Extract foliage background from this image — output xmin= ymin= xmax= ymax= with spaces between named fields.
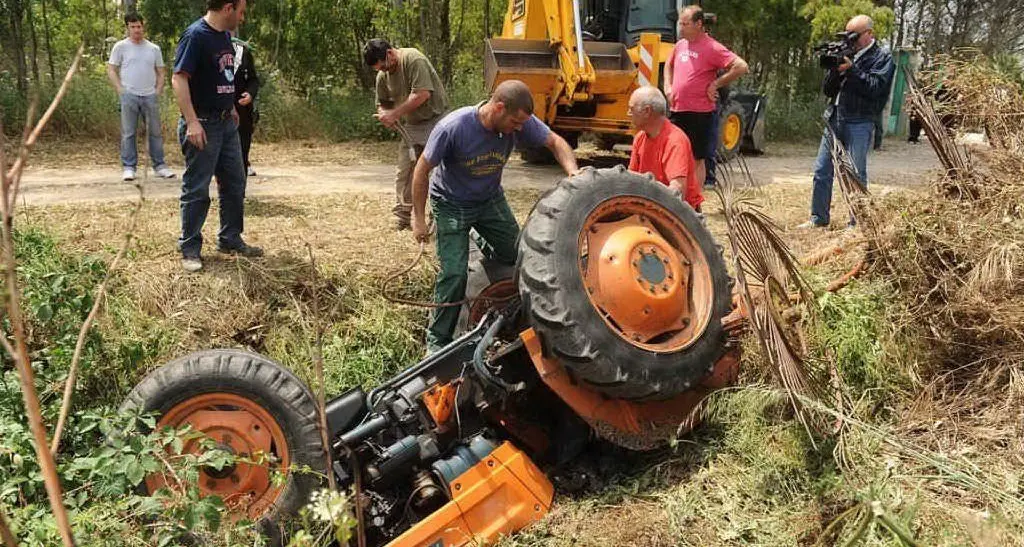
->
xmin=2 ymin=0 xmax=1020 ymax=142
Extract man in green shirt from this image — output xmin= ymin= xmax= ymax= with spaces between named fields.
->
xmin=364 ymin=39 xmax=449 ymax=230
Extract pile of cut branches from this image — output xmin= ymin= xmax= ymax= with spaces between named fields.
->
xmin=873 ymin=54 xmax=1024 ymax=449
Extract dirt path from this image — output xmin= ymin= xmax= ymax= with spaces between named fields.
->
xmin=17 ymin=139 xmax=938 ymax=207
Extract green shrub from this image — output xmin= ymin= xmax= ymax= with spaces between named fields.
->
xmin=766 ymin=90 xmax=825 ymax=142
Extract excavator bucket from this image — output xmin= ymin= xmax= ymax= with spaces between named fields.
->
xmin=484 ymin=38 xmax=561 ymax=115
xmin=484 ymin=38 xmax=636 ymax=133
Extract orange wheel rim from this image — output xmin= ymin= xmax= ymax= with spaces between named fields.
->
xmin=578 ymin=196 xmax=714 ymax=353
xmin=146 ymin=393 xmax=289 ymax=520
xmin=723 ymin=113 xmax=741 ymax=150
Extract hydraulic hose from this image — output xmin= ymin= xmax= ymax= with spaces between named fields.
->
xmin=472 ymin=314 xmax=525 ymax=393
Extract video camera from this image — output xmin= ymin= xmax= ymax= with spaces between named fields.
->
xmin=814 ymin=30 xmax=859 ymax=69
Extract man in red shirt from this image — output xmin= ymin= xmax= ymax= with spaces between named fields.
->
xmin=628 ymin=86 xmax=702 ymax=211
xmin=664 ymin=5 xmax=748 ymax=187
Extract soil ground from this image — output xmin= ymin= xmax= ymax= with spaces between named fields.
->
xmin=20 ymin=137 xmax=937 ymax=209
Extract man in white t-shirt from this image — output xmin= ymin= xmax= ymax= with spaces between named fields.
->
xmin=107 ymin=12 xmax=175 ymax=181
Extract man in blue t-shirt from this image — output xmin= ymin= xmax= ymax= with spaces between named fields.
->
xmin=171 ymin=0 xmax=261 ymax=273
xmin=411 ymin=80 xmax=579 ymax=352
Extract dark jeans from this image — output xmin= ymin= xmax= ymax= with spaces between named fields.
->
xmin=810 ymin=116 xmax=873 ymax=226
xmin=427 ymin=194 xmax=520 ymax=352
xmin=177 ymin=117 xmax=247 ymax=258
xmin=238 ymin=105 xmax=255 ymax=169
xmin=706 ymin=105 xmax=720 ymax=186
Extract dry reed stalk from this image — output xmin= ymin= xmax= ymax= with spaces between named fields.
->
xmin=0 ymin=45 xmax=84 ymax=547
xmin=306 ymin=244 xmax=337 ymax=492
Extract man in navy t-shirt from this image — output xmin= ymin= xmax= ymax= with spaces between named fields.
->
xmin=411 ymin=80 xmax=579 ymax=352
xmin=171 ymin=0 xmax=261 ymax=273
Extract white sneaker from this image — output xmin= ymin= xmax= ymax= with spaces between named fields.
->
xmin=247 ymin=166 xmax=256 ymax=177
xmin=181 ymin=257 xmax=203 ymax=273
xmin=122 ymin=168 xmax=136 ymax=181
xmin=154 ymin=166 xmax=176 ymax=179
xmin=796 ymin=220 xmax=827 ymax=229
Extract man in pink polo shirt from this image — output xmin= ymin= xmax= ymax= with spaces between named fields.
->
xmin=664 ymin=5 xmax=748 ymax=187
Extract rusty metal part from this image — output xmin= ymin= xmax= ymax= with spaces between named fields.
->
xmin=717 ymin=183 xmax=832 ymax=441
xmin=578 ymin=197 xmax=714 ymax=353
xmin=147 ymin=393 xmax=288 ymax=519
xmin=422 ymin=382 xmax=458 ymax=427
xmin=467 ymin=279 xmax=517 ymax=325
xmin=520 ymin=328 xmax=739 ymax=450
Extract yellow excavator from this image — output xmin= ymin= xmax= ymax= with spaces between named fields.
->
xmin=484 ymin=0 xmax=766 ymax=161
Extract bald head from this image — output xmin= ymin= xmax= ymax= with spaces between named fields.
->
xmin=491 ymin=80 xmax=534 ymax=115
xmin=846 ymin=14 xmax=873 ymax=34
xmin=630 ymin=86 xmax=667 ymax=116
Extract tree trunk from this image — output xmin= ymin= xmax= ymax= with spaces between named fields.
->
xmin=101 ymin=0 xmax=109 ymax=46
xmin=25 ymin=0 xmax=41 ymax=85
xmin=40 ymin=0 xmax=55 ymax=81
xmin=912 ymin=0 xmax=924 ymax=48
xmin=894 ymin=0 xmax=906 ymax=49
xmin=440 ymin=0 xmax=452 ymax=85
xmin=5 ymin=1 xmax=29 ymax=94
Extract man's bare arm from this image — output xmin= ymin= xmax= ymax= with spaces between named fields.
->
xmin=172 ymin=72 xmax=207 ymax=149
xmin=155 ymin=66 xmax=166 ymax=95
xmin=545 ymin=132 xmax=579 ymax=176
xmin=714 ymin=57 xmax=749 ymax=89
xmin=664 ymin=58 xmax=674 ymax=99
xmin=393 ymin=89 xmax=431 ymax=118
xmin=106 ymin=64 xmax=123 ymax=94
xmin=668 ymin=177 xmax=686 ymax=194
xmin=411 ymin=155 xmax=436 ymax=241
xmin=172 ymin=73 xmax=197 ymax=123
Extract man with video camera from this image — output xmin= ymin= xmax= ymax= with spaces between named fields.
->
xmin=798 ymin=14 xmax=894 ymax=229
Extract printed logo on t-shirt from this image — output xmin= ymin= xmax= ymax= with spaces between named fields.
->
xmin=462 ymin=150 xmax=507 ymax=177
xmin=678 ymin=49 xmax=699 ymax=63
xmin=216 ymin=52 xmax=236 ymax=94
xmin=218 ymin=52 xmax=235 ymax=82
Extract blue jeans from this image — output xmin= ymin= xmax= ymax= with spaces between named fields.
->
xmin=810 ymin=117 xmax=873 ymax=226
xmin=177 ymin=117 xmax=246 ymax=258
xmin=120 ymin=93 xmax=167 ymax=169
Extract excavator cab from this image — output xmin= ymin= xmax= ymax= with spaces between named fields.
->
xmin=581 ymin=0 xmax=677 ymax=47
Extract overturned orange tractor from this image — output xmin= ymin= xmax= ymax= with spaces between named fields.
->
xmin=123 ymin=167 xmax=744 ymax=546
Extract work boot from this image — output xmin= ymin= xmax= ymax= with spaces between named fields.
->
xmin=395 ymin=218 xmax=411 ymax=231
xmin=217 ymin=242 xmax=264 ymax=257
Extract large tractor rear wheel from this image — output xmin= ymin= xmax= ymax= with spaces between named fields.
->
xmin=121 ymin=349 xmax=325 ymax=542
xmin=718 ymin=101 xmax=746 ymax=161
xmin=518 ymin=167 xmax=733 ymax=400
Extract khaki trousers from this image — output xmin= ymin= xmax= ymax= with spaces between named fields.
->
xmin=393 ymin=117 xmax=440 ymax=223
